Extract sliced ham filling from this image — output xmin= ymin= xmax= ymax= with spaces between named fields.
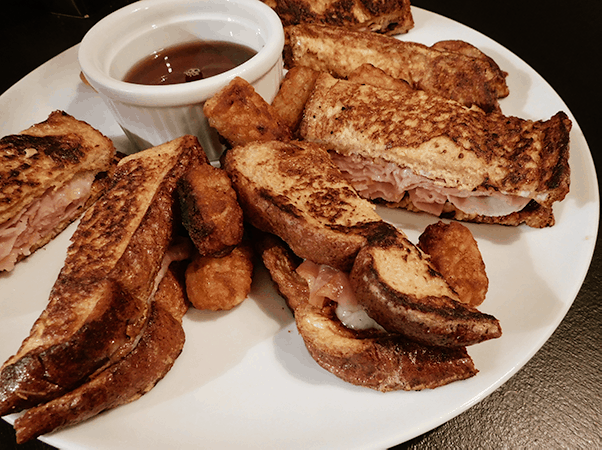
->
xmin=329 ymin=152 xmax=533 ymax=217
xmin=0 ymin=172 xmax=96 ymax=272
xmin=296 ymin=260 xmax=384 ymax=331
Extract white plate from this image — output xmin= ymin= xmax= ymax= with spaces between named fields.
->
xmin=0 ymin=7 xmax=598 ymax=450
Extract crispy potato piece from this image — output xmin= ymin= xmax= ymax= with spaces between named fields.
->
xmin=418 ymin=221 xmax=489 ymax=307
xmin=177 ymin=159 xmax=244 ymax=257
xmin=347 ymin=63 xmax=412 ymax=92
xmin=271 ymin=66 xmax=321 ymax=135
xmin=203 ymin=77 xmax=291 ymax=147
xmin=185 ymin=243 xmax=254 ymax=311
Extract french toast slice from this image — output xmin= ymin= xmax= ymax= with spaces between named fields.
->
xmin=350 ymin=224 xmax=502 ymax=347
xmin=284 ymin=23 xmax=508 ymax=112
xmin=13 ymin=262 xmax=188 ymax=443
xmin=221 ymin=139 xmax=386 ymax=272
xmin=295 ymin=303 xmax=478 ymax=391
xmin=0 ymin=135 xmax=202 ymax=416
xmin=0 ymin=111 xmax=115 ymax=226
xmin=0 ymin=111 xmax=116 ymax=271
xmin=301 ymin=74 xmax=571 ymax=226
xmin=257 ymin=230 xmax=478 ymax=391
xmin=270 ymin=66 xmax=321 ymax=136
xmin=263 ymin=0 xmax=414 ymax=35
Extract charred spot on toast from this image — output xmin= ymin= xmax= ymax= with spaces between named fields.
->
xmin=177 ymin=176 xmax=214 ymax=242
xmin=1 ymin=111 xmax=116 ymax=234
xmin=0 ymin=135 xmax=85 ymax=196
xmin=1 ymin=134 xmax=84 ymax=165
xmin=259 ymin=188 xmax=306 ymax=220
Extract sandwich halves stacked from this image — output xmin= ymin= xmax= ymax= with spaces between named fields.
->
xmin=0 ymin=135 xmax=204 ymax=442
xmin=282 ymin=24 xmax=571 ymax=227
xmin=301 ymin=73 xmax=570 ymax=227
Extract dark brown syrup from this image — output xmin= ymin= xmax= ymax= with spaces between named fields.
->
xmin=123 ymin=40 xmax=257 ymax=85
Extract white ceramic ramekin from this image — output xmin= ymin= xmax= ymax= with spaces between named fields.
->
xmin=78 ymin=0 xmax=284 ymax=160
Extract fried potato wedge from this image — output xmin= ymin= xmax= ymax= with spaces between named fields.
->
xmin=418 ymin=221 xmax=489 ymax=307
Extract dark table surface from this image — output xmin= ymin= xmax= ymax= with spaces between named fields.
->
xmin=1 ymin=1 xmax=600 ymax=449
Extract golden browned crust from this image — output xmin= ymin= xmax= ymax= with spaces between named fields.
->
xmin=0 ymin=136 xmax=202 ymax=416
xmin=0 ymin=111 xmax=115 ymax=226
xmin=295 ymin=303 xmax=478 ymax=391
xmin=255 ymin=230 xmax=478 ymax=391
xmin=431 ymin=39 xmax=502 ymax=64
xmin=284 ymin=23 xmax=509 ymax=112
xmin=153 ymin=261 xmax=190 ymax=322
xmin=221 ymin=139 xmax=385 ymax=272
xmin=301 ymin=75 xmax=571 ymax=210
xmin=13 ymin=264 xmax=188 ymax=444
xmin=263 ymin=0 xmax=414 ymax=35
xmin=203 ymin=77 xmax=291 ymax=148
xmin=0 ymin=280 xmax=143 ymax=415
xmin=418 ymin=221 xmax=489 ymax=307
xmin=349 ymin=224 xmax=501 ymax=347
xmin=177 ymin=159 xmax=244 ymax=257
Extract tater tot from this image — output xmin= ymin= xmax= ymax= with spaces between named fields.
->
xmin=178 ymin=159 xmax=244 ymax=257
xmin=203 ymin=77 xmax=291 ymax=147
xmin=185 ymin=243 xmax=254 ymax=311
xmin=418 ymin=221 xmax=489 ymax=307
xmin=271 ymin=66 xmax=320 ymax=135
